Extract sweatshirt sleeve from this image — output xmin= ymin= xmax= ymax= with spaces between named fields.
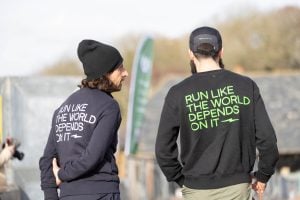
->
xmin=155 ymin=88 xmax=184 ymax=187
xmin=253 ymin=82 xmax=279 ymax=183
xmin=39 ymin=114 xmax=59 ymax=200
xmin=58 ymin=102 xmax=120 ymax=181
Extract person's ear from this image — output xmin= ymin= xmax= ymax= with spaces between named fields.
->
xmin=218 ymin=47 xmax=224 ymax=58
xmin=188 ymin=49 xmax=195 ymax=60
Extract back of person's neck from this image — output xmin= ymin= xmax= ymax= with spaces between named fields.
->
xmin=195 ymin=58 xmax=221 ymax=73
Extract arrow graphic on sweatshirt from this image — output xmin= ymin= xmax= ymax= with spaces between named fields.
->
xmin=221 ymin=118 xmax=239 ymax=123
xmin=71 ymin=134 xmax=82 ymax=139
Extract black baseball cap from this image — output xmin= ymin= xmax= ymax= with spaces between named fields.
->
xmin=189 ymin=26 xmax=222 ymax=54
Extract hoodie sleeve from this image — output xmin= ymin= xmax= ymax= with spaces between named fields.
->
xmin=155 ymin=88 xmax=184 ymax=187
xmin=39 ymin=114 xmax=59 ymax=200
xmin=58 ymin=101 xmax=121 ymax=181
xmin=253 ymin=82 xmax=279 ymax=183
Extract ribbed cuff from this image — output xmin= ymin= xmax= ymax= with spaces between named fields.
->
xmin=254 ymin=171 xmax=271 ymax=183
xmin=175 ymin=175 xmax=185 ymax=187
xmin=43 ymin=188 xmax=59 ymax=200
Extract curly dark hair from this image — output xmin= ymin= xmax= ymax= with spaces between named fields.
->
xmin=79 ymin=75 xmax=116 ymax=93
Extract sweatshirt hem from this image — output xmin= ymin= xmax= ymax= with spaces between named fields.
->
xmin=184 ymin=173 xmax=251 ymax=189
xmin=59 ymin=180 xmax=119 ymax=197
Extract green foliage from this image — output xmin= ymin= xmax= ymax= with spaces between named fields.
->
xmin=116 ymin=6 xmax=300 ymax=82
xmin=220 ymin=6 xmax=300 ymax=71
xmin=153 ymin=36 xmax=190 ymax=79
xmin=40 ymin=6 xmax=300 ymax=77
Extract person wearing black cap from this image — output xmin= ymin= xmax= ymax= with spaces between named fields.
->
xmin=39 ymin=39 xmax=128 ymax=200
xmin=155 ymin=26 xmax=279 ymax=200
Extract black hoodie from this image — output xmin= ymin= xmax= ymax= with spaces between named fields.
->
xmin=39 ymin=87 xmax=121 ymax=199
xmin=155 ymin=69 xmax=279 ymax=189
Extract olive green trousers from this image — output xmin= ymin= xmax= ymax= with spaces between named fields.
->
xmin=182 ymin=183 xmax=252 ymax=200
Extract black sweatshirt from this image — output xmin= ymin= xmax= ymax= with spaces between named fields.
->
xmin=155 ymin=69 xmax=279 ymax=189
xmin=39 ymin=87 xmax=121 ymax=199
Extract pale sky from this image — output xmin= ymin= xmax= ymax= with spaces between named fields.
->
xmin=1 ymin=0 xmax=299 ymax=76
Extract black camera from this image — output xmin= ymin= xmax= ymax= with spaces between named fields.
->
xmin=2 ymin=138 xmax=25 ymax=161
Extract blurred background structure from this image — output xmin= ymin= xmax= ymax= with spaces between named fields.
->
xmin=1 ymin=0 xmax=300 ymax=199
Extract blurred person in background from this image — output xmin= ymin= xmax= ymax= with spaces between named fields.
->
xmin=155 ymin=26 xmax=279 ymax=200
xmin=0 ymin=137 xmax=15 ymax=186
xmin=40 ymin=39 xmax=128 ymax=200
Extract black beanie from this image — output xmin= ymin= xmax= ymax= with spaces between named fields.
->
xmin=77 ymin=39 xmax=123 ymax=80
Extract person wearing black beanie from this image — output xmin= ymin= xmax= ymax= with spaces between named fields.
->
xmin=40 ymin=39 xmax=128 ymax=200
xmin=78 ymin=39 xmax=124 ymax=81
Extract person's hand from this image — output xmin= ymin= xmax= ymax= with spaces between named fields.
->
xmin=52 ymin=158 xmax=62 ymax=186
xmin=4 ymin=139 xmax=15 ymax=157
xmin=252 ymin=181 xmax=266 ymax=200
xmin=0 ymin=140 xmax=15 ymax=165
